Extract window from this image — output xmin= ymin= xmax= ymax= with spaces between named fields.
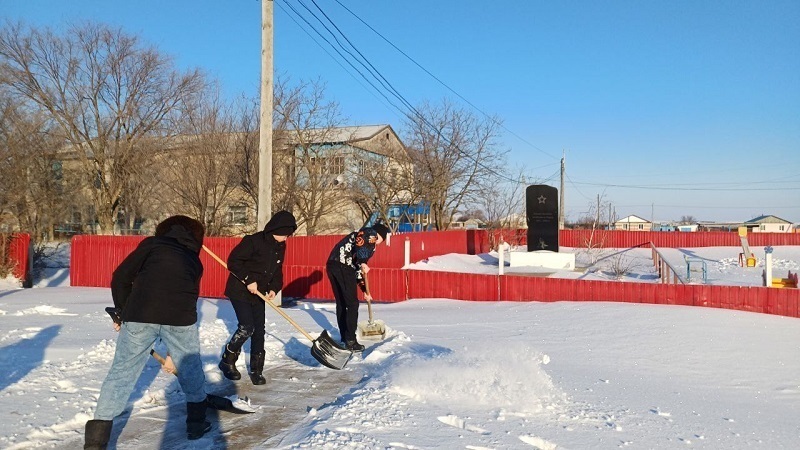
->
xmin=228 ymin=205 xmax=248 ymax=225
xmin=328 ymin=156 xmax=344 ymax=175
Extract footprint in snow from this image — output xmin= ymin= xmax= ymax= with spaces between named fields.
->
xmin=437 ymin=414 xmax=490 ymax=434
xmin=388 ymin=442 xmax=423 ymax=449
xmin=650 ymin=408 xmax=671 ymax=417
xmin=519 ymin=434 xmax=559 ymax=449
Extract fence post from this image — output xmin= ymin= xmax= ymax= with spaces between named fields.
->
xmin=404 ymin=237 xmax=410 ymax=268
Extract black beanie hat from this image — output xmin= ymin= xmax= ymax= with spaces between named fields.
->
xmin=272 ymin=226 xmax=295 ymax=236
xmin=372 ymin=223 xmax=390 ymax=241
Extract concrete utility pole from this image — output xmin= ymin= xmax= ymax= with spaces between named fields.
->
xmin=257 ymin=0 xmax=274 ymax=229
xmin=559 ymin=151 xmax=565 ymax=230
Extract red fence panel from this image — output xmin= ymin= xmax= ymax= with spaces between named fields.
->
xmin=70 ymin=235 xmax=145 ymax=287
xmin=281 ymin=266 xmax=406 ymax=303
xmin=363 ymin=268 xmax=406 ymax=303
xmin=8 ymin=233 xmax=31 ymax=283
xmin=407 ymin=270 xmax=499 ymax=301
xmin=285 ymin=235 xmax=344 ymax=266
xmin=559 ymin=230 xmax=800 ymax=248
xmin=198 ymin=237 xmax=241 ymax=298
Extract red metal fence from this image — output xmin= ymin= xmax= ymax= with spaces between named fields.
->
xmin=69 ymin=230 xmax=800 ymax=318
xmin=6 ymin=233 xmax=31 ymax=283
xmin=486 ymin=229 xmax=800 ymax=249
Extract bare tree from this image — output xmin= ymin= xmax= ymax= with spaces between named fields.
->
xmin=479 ymin=170 xmax=529 ymax=228
xmin=0 ymin=22 xmax=205 ymax=234
xmin=229 ymin=94 xmax=260 ymax=231
xmin=404 ymin=98 xmax=506 ymax=230
xmin=475 ymin=171 xmax=529 ymax=247
xmin=155 ymin=87 xmax=241 ymax=236
xmin=348 ymin=139 xmax=417 ymax=232
xmin=0 ymin=91 xmax=78 ymax=239
xmin=272 ymin=78 xmax=349 ymax=235
xmin=578 ymin=192 xmax=613 ymax=265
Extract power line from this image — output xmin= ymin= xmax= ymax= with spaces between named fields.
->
xmin=570 ymin=181 xmax=800 ymax=191
xmin=282 ymin=0 xmax=523 ymax=184
xmin=275 ymin=2 xmax=402 ymax=121
xmin=331 ymin=0 xmax=558 ymax=161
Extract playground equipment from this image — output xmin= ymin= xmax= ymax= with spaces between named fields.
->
xmin=684 ymin=256 xmax=708 ymax=284
xmin=763 ymin=246 xmax=798 ymax=288
xmin=772 ymin=272 xmax=798 ymax=288
xmin=738 ymin=227 xmax=757 ymax=267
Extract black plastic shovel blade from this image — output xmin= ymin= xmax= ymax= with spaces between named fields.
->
xmin=310 ymin=330 xmax=353 ymax=370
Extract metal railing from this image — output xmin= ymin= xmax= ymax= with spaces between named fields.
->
xmin=650 ymin=242 xmax=686 ymax=284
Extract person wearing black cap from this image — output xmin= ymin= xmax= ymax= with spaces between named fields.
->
xmin=326 ymin=222 xmax=390 ymax=351
xmin=219 ymin=210 xmax=297 ymax=385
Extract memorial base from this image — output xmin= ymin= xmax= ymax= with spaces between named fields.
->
xmin=509 ymin=250 xmax=575 ymax=270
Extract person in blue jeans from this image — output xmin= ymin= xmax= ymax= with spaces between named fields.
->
xmin=84 ymin=215 xmax=210 ymax=449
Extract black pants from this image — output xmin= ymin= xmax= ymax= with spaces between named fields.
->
xmin=228 ymin=295 xmax=266 ymax=354
xmin=326 ymin=261 xmax=359 ymax=343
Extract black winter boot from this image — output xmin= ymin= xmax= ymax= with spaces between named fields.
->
xmin=218 ymin=345 xmax=241 ymax=380
xmin=84 ymin=419 xmax=112 ymax=450
xmin=186 ymin=401 xmax=211 ymax=440
xmin=345 ymin=340 xmax=365 ymax=352
xmin=249 ymin=351 xmax=266 ymax=385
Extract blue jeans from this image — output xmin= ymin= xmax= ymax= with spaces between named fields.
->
xmin=94 ymin=322 xmax=206 ymax=420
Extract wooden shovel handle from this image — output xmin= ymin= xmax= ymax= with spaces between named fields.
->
xmin=202 ymin=245 xmax=315 ymax=343
xmin=150 ymin=349 xmax=177 ymax=376
xmin=363 ymin=271 xmax=374 ymax=323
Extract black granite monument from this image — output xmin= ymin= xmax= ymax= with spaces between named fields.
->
xmin=526 ymin=185 xmax=559 ymax=252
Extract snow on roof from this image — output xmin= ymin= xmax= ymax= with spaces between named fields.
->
xmin=745 ymin=215 xmax=793 ymax=224
xmin=304 ymin=125 xmax=393 ymax=144
xmin=615 ymin=215 xmax=650 ymax=223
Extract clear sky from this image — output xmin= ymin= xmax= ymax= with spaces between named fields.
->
xmin=3 ymin=0 xmax=799 ymax=223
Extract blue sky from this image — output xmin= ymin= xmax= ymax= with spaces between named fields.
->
xmin=3 ymin=0 xmax=799 ymax=223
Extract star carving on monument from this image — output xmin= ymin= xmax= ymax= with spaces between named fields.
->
xmin=538 ymin=238 xmax=548 ymax=249
xmin=537 ymin=195 xmax=547 ymax=204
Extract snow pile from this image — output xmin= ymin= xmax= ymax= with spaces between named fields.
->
xmin=391 ymin=341 xmax=562 ymax=414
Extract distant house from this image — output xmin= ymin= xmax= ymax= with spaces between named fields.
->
xmin=697 ymin=221 xmax=740 ymax=232
xmin=677 ymin=224 xmax=699 ymax=232
xmin=744 ymin=215 xmax=794 ymax=233
xmin=613 ymin=215 xmax=652 ymax=231
xmin=651 ymin=222 xmax=677 ymax=232
xmin=451 ymin=217 xmax=485 ymax=230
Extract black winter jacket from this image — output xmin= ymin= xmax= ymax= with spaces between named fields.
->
xmin=327 ymin=226 xmax=381 ymax=292
xmin=110 ymin=225 xmax=204 ymax=326
xmin=224 ymin=211 xmax=297 ymax=302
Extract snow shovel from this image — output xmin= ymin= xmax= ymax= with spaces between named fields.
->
xmin=201 ymin=245 xmax=353 ymax=370
xmin=357 ymin=272 xmax=386 ymax=340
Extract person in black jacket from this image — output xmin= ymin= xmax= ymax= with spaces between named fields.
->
xmin=84 ymin=215 xmax=210 ymax=449
xmin=326 ymin=222 xmax=390 ymax=352
xmin=219 ymin=210 xmax=297 ymax=385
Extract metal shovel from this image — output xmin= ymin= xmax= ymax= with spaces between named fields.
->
xmin=357 ymin=272 xmax=386 ymax=340
xmin=202 ymin=245 xmax=353 ymax=370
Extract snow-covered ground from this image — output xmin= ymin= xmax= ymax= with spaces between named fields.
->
xmin=1 ymin=244 xmax=799 ymax=449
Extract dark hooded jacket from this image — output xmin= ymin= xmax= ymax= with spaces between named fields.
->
xmin=224 ymin=210 xmax=297 ymax=302
xmin=326 ymin=226 xmax=381 ymax=292
xmin=110 ymin=224 xmax=204 ymax=326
